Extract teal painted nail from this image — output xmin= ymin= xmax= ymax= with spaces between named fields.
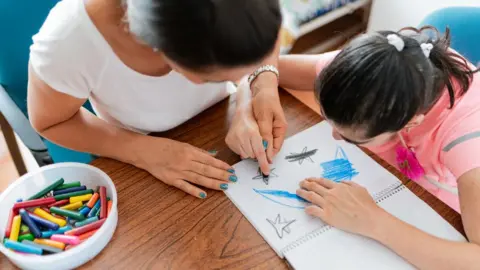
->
xmin=227 ymin=169 xmax=235 ymax=174
xmin=262 ymin=140 xmax=268 ymax=149
xmin=208 ymin=150 xmax=217 ymax=154
xmin=220 ymin=184 xmax=228 ymax=190
xmin=199 ymin=192 xmax=207 ymax=199
xmin=229 ymin=175 xmax=238 ymax=182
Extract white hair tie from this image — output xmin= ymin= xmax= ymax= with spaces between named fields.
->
xmin=387 ymin=34 xmax=405 ymax=52
xmin=421 ymin=43 xmax=434 ymax=58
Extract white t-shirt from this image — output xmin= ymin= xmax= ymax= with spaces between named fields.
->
xmin=29 ymin=0 xmax=231 ymax=134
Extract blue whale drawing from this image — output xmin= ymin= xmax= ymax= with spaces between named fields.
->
xmin=253 ymin=189 xmax=310 ymax=209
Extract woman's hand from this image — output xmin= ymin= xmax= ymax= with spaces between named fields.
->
xmin=297 ymin=178 xmax=384 ymax=237
xmin=226 ymin=79 xmax=270 ymax=174
xmin=135 ymin=136 xmax=237 ymax=199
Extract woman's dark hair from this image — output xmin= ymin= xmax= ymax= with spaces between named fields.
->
xmin=125 ymin=0 xmax=281 ymax=70
xmin=315 ymin=26 xmax=479 ymax=138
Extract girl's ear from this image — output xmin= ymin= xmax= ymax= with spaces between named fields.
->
xmin=404 ymin=114 xmax=425 ymax=130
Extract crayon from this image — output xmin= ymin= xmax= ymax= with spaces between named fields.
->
xmin=4 ymin=239 xmax=42 ymax=255
xmin=95 ymin=208 xmax=100 ymax=217
xmin=79 ymin=206 xmax=91 ymax=216
xmin=10 ymin=215 xmax=21 ymax=241
xmin=34 ymin=239 xmax=65 ymax=250
xmin=65 ymin=219 xmax=106 ymax=236
xmin=78 ymin=229 xmax=98 ymax=241
xmin=107 ymin=200 xmax=113 ymax=216
xmin=50 ymin=207 xmax=85 ymax=220
xmin=13 ymin=197 xmax=56 ymax=210
xmin=4 ymin=209 xmax=15 ymax=237
xmin=27 ymin=178 xmax=64 ymax=200
xmin=75 ymin=216 xmax=98 ymax=227
xmin=54 ymin=181 xmax=80 ymax=191
xmin=54 ymin=189 xmax=93 ymax=201
xmin=64 ymin=245 xmax=74 ymax=251
xmin=86 ymin=193 xmax=99 ymax=208
xmin=88 ymin=200 xmax=101 ymax=218
xmin=52 ymin=213 xmax=66 ymax=220
xmin=19 ymin=209 xmax=42 ymax=238
xmin=40 ymin=207 xmax=51 ymax=213
xmin=33 ymin=208 xmax=67 ymax=227
xmin=41 ymin=226 xmax=72 ymax=238
xmin=22 ymin=240 xmax=62 ymax=254
xmin=60 ymin=201 xmax=83 ymax=210
xmin=53 ymin=186 xmax=86 ymax=196
xmin=51 ymin=234 xmax=80 ymax=245
xmin=99 ymin=186 xmax=107 ymax=219
xmin=69 ymin=194 xmax=93 ymax=204
xmin=47 ymin=199 xmax=70 ymax=208
xmin=20 ymin=224 xmax=30 ymax=235
xmin=18 ymin=233 xmax=34 ymax=242
xmin=28 ymin=212 xmax=60 ymax=231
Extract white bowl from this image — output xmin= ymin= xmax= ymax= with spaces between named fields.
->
xmin=0 ymin=163 xmax=118 ymax=270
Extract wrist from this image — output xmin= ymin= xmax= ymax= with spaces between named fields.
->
xmin=364 ymin=207 xmax=393 ymax=240
xmin=250 ymin=68 xmax=279 ymax=96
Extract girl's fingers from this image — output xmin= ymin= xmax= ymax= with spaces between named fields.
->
xmin=170 ymin=179 xmax=207 ymax=199
xmin=190 ymin=162 xmax=237 ymax=183
xmin=297 ymin=188 xmax=326 ymax=208
xmin=183 ymin=171 xmax=229 ymax=191
xmin=300 ymin=179 xmax=329 ymax=197
xmin=309 ymin=177 xmax=337 ymax=189
xmin=251 ymin=135 xmax=270 ymax=174
xmin=305 ymin=205 xmax=326 ymax=219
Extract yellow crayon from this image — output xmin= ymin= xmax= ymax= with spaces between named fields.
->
xmin=33 ymin=208 xmax=67 ymax=227
xmin=69 ymin=194 xmax=93 ymax=204
xmin=34 ymin=239 xmax=65 ymax=250
xmin=61 ymin=201 xmax=83 ymax=210
xmin=10 ymin=215 xmax=22 ymax=242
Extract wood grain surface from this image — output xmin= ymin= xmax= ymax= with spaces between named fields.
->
xmin=0 ymin=89 xmax=463 ymax=269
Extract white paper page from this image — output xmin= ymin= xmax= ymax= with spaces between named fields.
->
xmin=225 ymin=122 xmax=402 ymax=256
xmin=284 ymin=186 xmax=466 ymax=270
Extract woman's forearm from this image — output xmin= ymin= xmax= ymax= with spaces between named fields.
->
xmin=39 ymin=107 xmax=146 ymax=166
xmin=370 ymin=210 xmax=480 ymax=270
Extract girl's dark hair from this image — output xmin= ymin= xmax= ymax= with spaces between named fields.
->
xmin=125 ymin=0 xmax=281 ymax=70
xmin=315 ymin=26 xmax=479 ymax=138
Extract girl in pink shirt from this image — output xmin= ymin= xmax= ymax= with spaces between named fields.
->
xmin=279 ymin=26 xmax=480 ymax=268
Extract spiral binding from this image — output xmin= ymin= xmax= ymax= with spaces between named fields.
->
xmin=281 ymin=183 xmax=404 ymax=255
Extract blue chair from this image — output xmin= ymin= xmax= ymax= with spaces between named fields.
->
xmin=420 ymin=7 xmax=480 ymax=66
xmin=0 ymin=0 xmax=93 ymax=171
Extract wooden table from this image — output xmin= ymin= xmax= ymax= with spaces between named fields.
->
xmin=0 ymin=89 xmax=464 ymax=269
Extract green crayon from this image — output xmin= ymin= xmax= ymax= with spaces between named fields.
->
xmin=28 ymin=178 xmax=64 ymax=200
xmin=54 ymin=189 xmax=93 ymax=201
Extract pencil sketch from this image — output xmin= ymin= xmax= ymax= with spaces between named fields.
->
xmin=253 ymin=189 xmax=309 ymax=209
xmin=285 ymin=147 xmax=318 ymax=165
xmin=320 ymin=146 xmax=359 ymax=182
xmin=252 ymin=167 xmax=278 ymax=185
xmin=267 ymin=214 xmax=296 ymax=239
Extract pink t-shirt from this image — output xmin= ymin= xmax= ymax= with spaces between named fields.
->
xmin=316 ymin=51 xmax=480 ymax=213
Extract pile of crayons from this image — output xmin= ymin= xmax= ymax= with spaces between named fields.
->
xmin=2 ymin=178 xmax=112 ymax=255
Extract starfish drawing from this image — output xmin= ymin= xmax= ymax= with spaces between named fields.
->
xmin=252 ymin=167 xmax=278 ymax=185
xmin=285 ymin=147 xmax=318 ymax=165
xmin=266 ymin=214 xmax=296 ymax=239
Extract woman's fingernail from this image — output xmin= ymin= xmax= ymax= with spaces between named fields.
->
xmin=220 ymin=184 xmax=229 ymax=190
xmin=199 ymin=192 xmax=207 ymax=199
xmin=227 ymin=169 xmax=235 ymax=174
xmin=208 ymin=150 xmax=217 ymax=155
xmin=262 ymin=140 xmax=268 ymax=150
xmin=229 ymin=175 xmax=238 ymax=182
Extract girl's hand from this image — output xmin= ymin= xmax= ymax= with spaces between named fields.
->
xmin=135 ymin=136 xmax=236 ymax=199
xmin=297 ymin=178 xmax=384 ymax=237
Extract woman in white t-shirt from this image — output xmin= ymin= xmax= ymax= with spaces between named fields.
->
xmin=28 ymin=0 xmax=287 ymax=198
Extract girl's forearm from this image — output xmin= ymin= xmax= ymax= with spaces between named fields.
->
xmin=278 ymin=55 xmax=319 ymax=91
xmin=370 ymin=210 xmax=480 ymax=270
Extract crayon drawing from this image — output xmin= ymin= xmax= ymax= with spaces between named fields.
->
xmin=267 ymin=214 xmax=296 ymax=239
xmin=285 ymin=147 xmax=318 ymax=165
xmin=320 ymin=146 xmax=359 ymax=182
xmin=254 ymin=189 xmax=309 ymax=209
xmin=252 ymin=168 xmax=278 ymax=185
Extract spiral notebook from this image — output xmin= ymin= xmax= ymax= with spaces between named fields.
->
xmin=225 ymin=122 xmax=466 ymax=269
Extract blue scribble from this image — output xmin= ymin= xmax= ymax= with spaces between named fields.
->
xmin=320 ymin=146 xmax=359 ymax=182
xmin=253 ymin=189 xmax=309 ymax=209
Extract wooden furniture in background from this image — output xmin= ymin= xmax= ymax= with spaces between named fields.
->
xmin=0 ymin=112 xmax=26 ymax=176
xmin=0 ymin=89 xmax=463 ymax=269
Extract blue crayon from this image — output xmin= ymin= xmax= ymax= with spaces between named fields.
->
xmin=4 ymin=239 xmax=42 ymax=255
xmin=75 ymin=216 xmax=98 ymax=227
xmin=16 ymin=199 xmax=23 ymax=202
xmin=52 ymin=186 xmax=86 ymax=196
xmin=19 ymin=209 xmax=42 ymax=238
xmin=79 ymin=206 xmax=91 ymax=216
xmin=41 ymin=225 xmax=72 ymax=238
xmin=87 ymin=200 xmax=101 ymax=218
xmin=28 ymin=212 xmax=59 ymax=231
xmin=22 ymin=240 xmax=63 ymax=254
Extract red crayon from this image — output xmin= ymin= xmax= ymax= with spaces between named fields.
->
xmin=40 ymin=207 xmax=51 ymax=213
xmin=65 ymin=219 xmax=106 ymax=236
xmin=99 ymin=187 xmax=107 ymax=219
xmin=13 ymin=197 xmax=56 ymax=210
xmin=47 ymin=199 xmax=69 ymax=208
xmin=4 ymin=209 xmax=16 ymax=237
